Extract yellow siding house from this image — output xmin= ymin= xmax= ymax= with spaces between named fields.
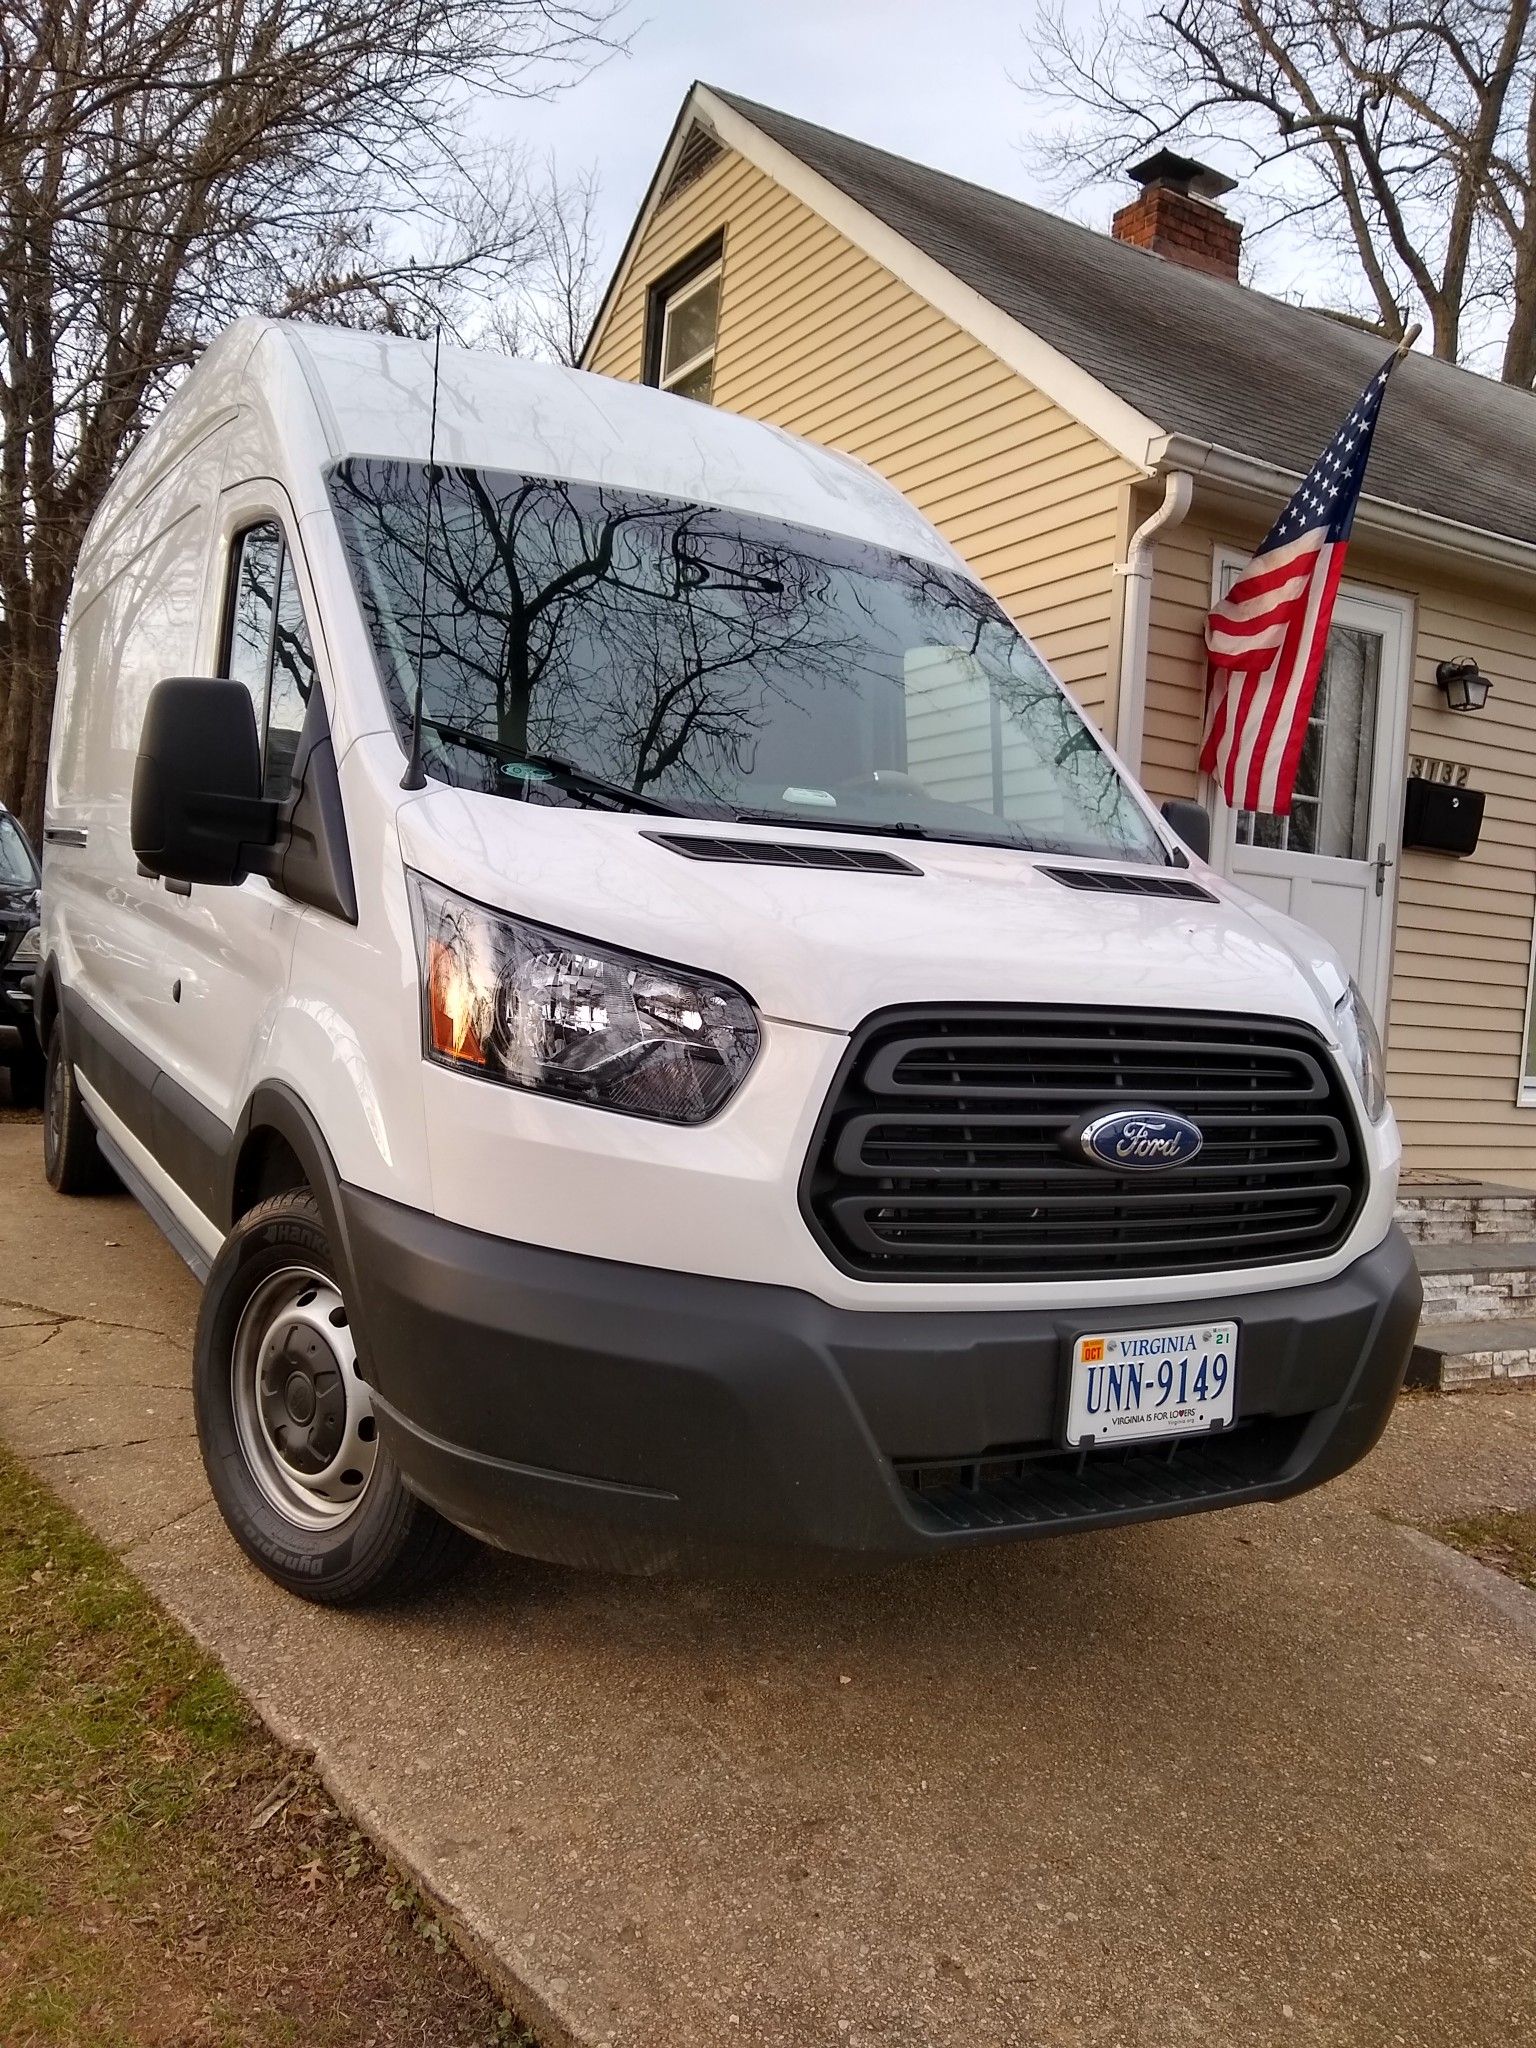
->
xmin=585 ymin=85 xmax=1536 ymax=1181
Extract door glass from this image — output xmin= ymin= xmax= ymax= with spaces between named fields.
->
xmin=222 ymin=520 xmax=318 ymax=801
xmin=225 ymin=523 xmax=280 ymax=720
xmin=264 ymin=551 xmax=317 ymax=799
xmin=1235 ymin=623 xmax=1380 ymax=859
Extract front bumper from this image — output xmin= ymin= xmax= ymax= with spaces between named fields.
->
xmin=339 ymin=1184 xmax=1421 ymax=1572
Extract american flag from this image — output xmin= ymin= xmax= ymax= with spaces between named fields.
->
xmin=1199 ymin=349 xmax=1401 ymax=816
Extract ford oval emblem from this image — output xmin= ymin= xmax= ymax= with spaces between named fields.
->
xmin=1078 ymin=1108 xmax=1204 ymax=1171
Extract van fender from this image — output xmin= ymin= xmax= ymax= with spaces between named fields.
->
xmin=34 ymin=955 xmax=64 ymax=1046
xmin=224 ymin=1083 xmax=373 ymax=1361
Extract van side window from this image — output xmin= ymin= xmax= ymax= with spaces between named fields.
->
xmin=222 ymin=521 xmax=318 ymax=800
xmin=226 ymin=525 xmax=280 ymax=710
xmin=266 ymin=550 xmax=317 ymax=798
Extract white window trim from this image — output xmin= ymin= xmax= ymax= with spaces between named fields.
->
xmin=1515 ymin=958 xmax=1536 ymax=1105
xmin=1517 ymin=908 xmax=1536 ymax=1106
xmin=658 ymin=259 xmax=721 ymax=395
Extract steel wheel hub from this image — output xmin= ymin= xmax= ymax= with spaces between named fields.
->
xmin=232 ymin=1266 xmax=377 ymax=1530
xmin=44 ymin=1052 xmax=64 ymax=1167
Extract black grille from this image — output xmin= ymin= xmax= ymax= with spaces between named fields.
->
xmin=801 ymin=1007 xmax=1366 ymax=1281
xmin=642 ymin=833 xmax=920 ymax=875
xmin=895 ymin=1418 xmax=1309 ymax=1533
xmin=1041 ymin=865 xmax=1216 ymax=902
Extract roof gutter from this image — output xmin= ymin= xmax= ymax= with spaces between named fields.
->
xmin=1114 ymin=470 xmax=1194 ymax=773
xmin=1150 ymin=431 xmax=1536 ymax=582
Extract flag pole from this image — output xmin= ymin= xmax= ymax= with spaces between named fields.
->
xmin=1395 ymin=322 xmax=1422 ymax=358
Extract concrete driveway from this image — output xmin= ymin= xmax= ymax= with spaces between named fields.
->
xmin=3 ymin=1113 xmax=1536 ymax=2048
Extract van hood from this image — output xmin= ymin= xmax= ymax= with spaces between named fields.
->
xmin=396 ymin=788 xmax=1349 ymax=1040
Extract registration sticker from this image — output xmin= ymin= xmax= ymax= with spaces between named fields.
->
xmin=1065 ymin=1320 xmax=1237 ymax=1447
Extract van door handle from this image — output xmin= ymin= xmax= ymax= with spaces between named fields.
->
xmin=44 ymin=827 xmax=87 ymax=847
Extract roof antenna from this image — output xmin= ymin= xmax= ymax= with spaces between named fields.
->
xmin=400 ymin=322 xmax=444 ymax=792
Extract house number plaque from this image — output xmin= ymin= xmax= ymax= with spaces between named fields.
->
xmin=1407 ymin=754 xmax=1471 ymax=787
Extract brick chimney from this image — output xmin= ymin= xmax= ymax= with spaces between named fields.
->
xmin=1112 ymin=150 xmax=1242 ymax=282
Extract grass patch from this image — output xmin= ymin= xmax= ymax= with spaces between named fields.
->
xmin=1431 ymin=1507 xmax=1536 ymax=1592
xmin=0 ymin=1439 xmax=535 ymax=2047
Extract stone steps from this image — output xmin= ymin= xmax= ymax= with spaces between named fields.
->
xmin=1413 ymin=1238 xmax=1536 ymax=1320
xmin=1409 ymin=1318 xmax=1536 ymax=1393
xmin=1396 ymin=1182 xmax=1536 ymax=1391
xmin=1396 ymin=1180 xmax=1536 ymax=1245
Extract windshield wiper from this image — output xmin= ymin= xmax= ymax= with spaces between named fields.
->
xmin=421 ymin=720 xmax=684 ymax=817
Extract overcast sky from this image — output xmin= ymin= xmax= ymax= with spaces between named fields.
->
xmin=492 ymin=0 xmax=1363 ymax=347
xmin=506 ymin=0 xmax=1086 ymax=278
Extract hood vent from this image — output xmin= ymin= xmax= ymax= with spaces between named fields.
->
xmin=643 ymin=833 xmax=921 ymax=875
xmin=1042 ymin=865 xmax=1216 ymax=903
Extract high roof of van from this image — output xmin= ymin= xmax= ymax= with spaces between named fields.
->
xmin=148 ymin=320 xmax=965 ymax=572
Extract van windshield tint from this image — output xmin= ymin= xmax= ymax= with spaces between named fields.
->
xmin=327 ymin=457 xmax=1166 ymax=861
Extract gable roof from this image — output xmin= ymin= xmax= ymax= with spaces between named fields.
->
xmin=593 ymin=83 xmax=1536 ymax=565
xmin=712 ymin=90 xmax=1536 ymax=555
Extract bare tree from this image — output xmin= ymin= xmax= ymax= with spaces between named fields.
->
xmin=1024 ymin=0 xmax=1536 ymax=378
xmin=0 ymin=0 xmax=620 ymax=838
xmin=489 ymin=157 xmax=604 ymax=365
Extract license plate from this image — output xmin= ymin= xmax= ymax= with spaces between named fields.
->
xmin=1066 ymin=1320 xmax=1238 ymax=1447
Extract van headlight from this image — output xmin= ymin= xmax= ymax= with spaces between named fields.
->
xmin=1334 ymin=978 xmax=1387 ymax=1122
xmin=12 ymin=923 xmax=40 ymax=965
xmin=409 ymin=873 xmax=761 ymax=1123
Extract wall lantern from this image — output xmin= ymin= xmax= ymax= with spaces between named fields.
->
xmin=1435 ymin=657 xmax=1493 ymax=712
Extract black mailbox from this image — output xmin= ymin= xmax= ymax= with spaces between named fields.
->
xmin=1401 ymin=775 xmax=1484 ymax=856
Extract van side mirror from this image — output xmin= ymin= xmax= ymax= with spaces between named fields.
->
xmin=1160 ymin=798 xmax=1212 ymax=864
xmin=131 ymin=678 xmax=280 ymax=887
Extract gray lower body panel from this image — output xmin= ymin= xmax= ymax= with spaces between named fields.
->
xmin=339 ymin=1184 xmax=1422 ymax=1573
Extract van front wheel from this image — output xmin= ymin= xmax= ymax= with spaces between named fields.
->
xmin=42 ymin=1023 xmax=110 ymax=1194
xmin=195 ymin=1190 xmax=474 ymax=1604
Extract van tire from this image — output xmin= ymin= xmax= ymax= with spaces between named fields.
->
xmin=42 ymin=1023 xmax=111 ymax=1194
xmin=195 ymin=1189 xmax=475 ymax=1605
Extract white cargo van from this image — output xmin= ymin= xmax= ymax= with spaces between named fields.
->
xmin=37 ymin=320 xmax=1420 ymax=1603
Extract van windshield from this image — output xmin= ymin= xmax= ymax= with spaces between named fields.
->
xmin=327 ymin=457 xmax=1166 ymax=862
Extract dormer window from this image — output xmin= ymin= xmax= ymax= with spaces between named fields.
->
xmin=645 ymin=234 xmax=724 ymax=404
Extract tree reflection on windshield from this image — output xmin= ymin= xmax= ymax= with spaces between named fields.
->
xmin=327 ymin=457 xmax=1164 ymax=861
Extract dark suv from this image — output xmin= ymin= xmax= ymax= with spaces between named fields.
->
xmin=0 ymin=804 xmax=42 ymax=1103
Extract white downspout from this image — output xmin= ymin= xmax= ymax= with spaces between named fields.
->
xmin=1114 ymin=470 xmax=1194 ymax=778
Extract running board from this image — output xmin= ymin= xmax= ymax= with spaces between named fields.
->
xmin=94 ymin=1129 xmax=212 ymax=1283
